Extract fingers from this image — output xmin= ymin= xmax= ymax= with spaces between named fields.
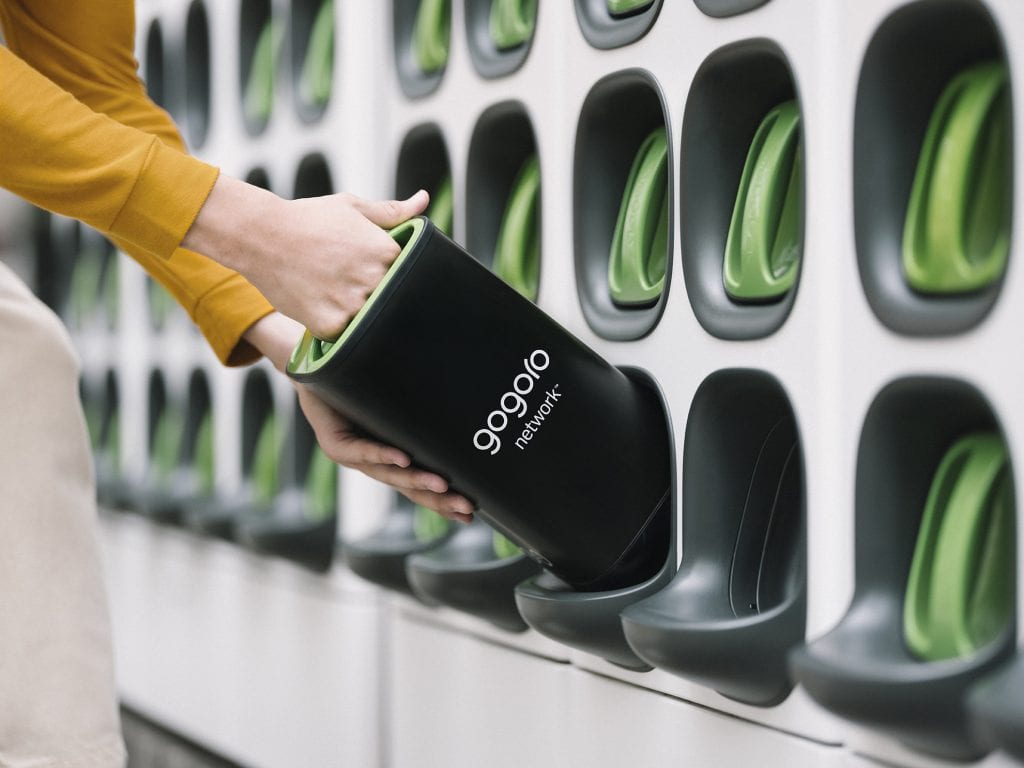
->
xmin=399 ymin=489 xmax=475 ymax=524
xmin=355 ymin=190 xmax=430 ymax=228
xmin=352 ymin=463 xmax=475 ymax=522
xmin=327 ymin=433 xmax=410 ymax=468
xmin=296 ymin=386 xmax=411 ymax=467
xmin=352 ymin=462 xmax=450 ymax=495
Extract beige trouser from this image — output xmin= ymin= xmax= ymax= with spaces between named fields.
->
xmin=0 ymin=261 xmax=125 ymax=767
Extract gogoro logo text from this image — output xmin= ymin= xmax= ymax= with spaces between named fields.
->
xmin=473 ymin=350 xmax=552 ymax=456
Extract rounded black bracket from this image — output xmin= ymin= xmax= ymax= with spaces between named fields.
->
xmin=238 ymin=487 xmax=338 ymax=573
xmin=693 ymin=0 xmax=771 ymax=18
xmin=513 ymin=367 xmax=675 ymax=669
xmin=186 ymin=369 xmax=275 ymax=539
xmin=185 ymin=0 xmax=211 ymax=148
xmin=791 ymin=377 xmax=1017 ymax=760
xmin=970 ymin=654 xmax=1024 ymax=762
xmin=291 ymin=0 xmax=334 ymax=123
xmin=574 ymin=69 xmax=672 ymax=341
xmin=853 ymin=0 xmax=1013 ymax=336
xmin=239 ymin=0 xmax=275 ymax=136
xmin=396 ymin=123 xmax=451 ymax=201
xmin=237 ymin=400 xmax=338 ymax=572
xmin=464 ymin=0 xmax=535 ymax=79
xmin=406 ymin=518 xmax=540 ymax=632
xmin=393 ymin=0 xmax=448 ymax=99
xmin=467 ymin=101 xmax=539 ymax=272
xmin=622 ymin=369 xmax=805 ymax=705
xmin=140 ymin=370 xmax=214 ymax=524
xmin=343 ymin=495 xmax=455 ymax=599
xmin=573 ymin=0 xmax=663 ymax=50
xmin=680 ymin=39 xmax=802 ymax=341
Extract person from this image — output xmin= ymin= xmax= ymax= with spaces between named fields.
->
xmin=0 ymin=1 xmax=472 ymax=765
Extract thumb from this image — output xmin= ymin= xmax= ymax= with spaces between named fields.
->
xmin=357 ymin=190 xmax=430 ymax=228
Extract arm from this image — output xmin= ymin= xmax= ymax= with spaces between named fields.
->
xmin=0 ymin=7 xmax=468 ymax=515
xmin=0 ymin=0 xmax=274 ymax=364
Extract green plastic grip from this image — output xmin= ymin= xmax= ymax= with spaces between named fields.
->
xmin=102 ymin=254 xmax=118 ymax=328
xmin=83 ymin=400 xmax=102 ymax=450
xmin=904 ymin=432 xmax=1015 ymax=661
xmin=493 ymin=155 xmax=541 ymax=301
xmin=304 ymin=447 xmax=338 ymax=522
xmin=193 ymin=411 xmax=215 ymax=494
xmin=244 ymin=19 xmax=282 ymax=125
xmin=148 ymin=277 xmax=175 ymax=330
xmin=608 ymin=128 xmax=669 ymax=307
xmin=412 ymin=0 xmax=450 ymax=74
xmin=151 ymin=407 xmax=184 ymax=486
xmin=492 ymin=529 xmax=521 ymax=559
xmin=724 ymin=100 xmax=802 ymax=302
xmin=299 ymin=0 xmax=334 ymax=109
xmin=251 ymin=412 xmax=281 ymax=504
xmin=489 ymin=0 xmax=537 ymax=50
xmin=607 ymin=0 xmax=653 ymax=16
xmin=413 ymin=503 xmax=451 ymax=542
xmin=428 ymin=174 xmax=455 ymax=237
xmin=902 ymin=62 xmax=1011 ymax=295
xmin=106 ymin=411 xmax=121 ymax=471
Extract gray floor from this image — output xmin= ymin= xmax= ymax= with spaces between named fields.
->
xmin=122 ymin=708 xmax=244 ymax=768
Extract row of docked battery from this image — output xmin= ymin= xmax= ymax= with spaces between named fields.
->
xmin=58 ymin=0 xmax=1023 ymax=762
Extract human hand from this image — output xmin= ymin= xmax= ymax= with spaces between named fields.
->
xmin=296 ymin=385 xmax=475 ymax=523
xmin=185 ymin=176 xmax=429 ymax=340
xmin=243 ymin=312 xmax=475 ymax=522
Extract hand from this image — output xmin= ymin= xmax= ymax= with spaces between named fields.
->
xmin=244 ymin=312 xmax=475 ymax=522
xmin=185 ymin=176 xmax=429 ymax=340
xmin=296 ymin=386 xmax=475 ymax=523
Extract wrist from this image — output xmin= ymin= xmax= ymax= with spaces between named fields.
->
xmin=183 ymin=175 xmax=282 ymax=275
xmin=243 ymin=311 xmax=305 ymax=372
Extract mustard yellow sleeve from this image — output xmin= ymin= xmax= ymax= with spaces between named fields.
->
xmin=0 ymin=45 xmax=217 ymax=258
xmin=0 ymin=0 xmax=274 ymax=365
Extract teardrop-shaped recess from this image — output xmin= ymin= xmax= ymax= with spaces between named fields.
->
xmin=412 ymin=0 xmax=450 ymax=74
xmin=303 ymin=447 xmax=337 ymax=522
xmin=723 ymin=100 xmax=802 ymax=302
xmin=244 ymin=18 xmax=283 ymax=125
xmin=607 ymin=0 xmax=654 ymax=17
xmin=428 ymin=174 xmax=454 ymax=237
xmin=67 ymin=247 xmax=103 ymax=328
xmin=106 ymin=410 xmax=121 ymax=473
xmin=904 ymin=432 xmax=1015 ymax=661
xmin=101 ymin=252 xmax=119 ymax=329
xmin=902 ymin=62 xmax=1011 ymax=295
xmin=299 ymin=0 xmax=334 ymax=109
xmin=608 ymin=128 xmax=669 ymax=307
xmin=193 ymin=410 xmax=215 ymax=494
xmin=489 ymin=0 xmax=537 ymax=50
xmin=250 ymin=412 xmax=281 ymax=505
xmin=151 ymin=407 xmax=185 ymax=487
xmin=493 ymin=155 xmax=541 ymax=301
xmin=147 ymin=277 xmax=175 ymax=330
